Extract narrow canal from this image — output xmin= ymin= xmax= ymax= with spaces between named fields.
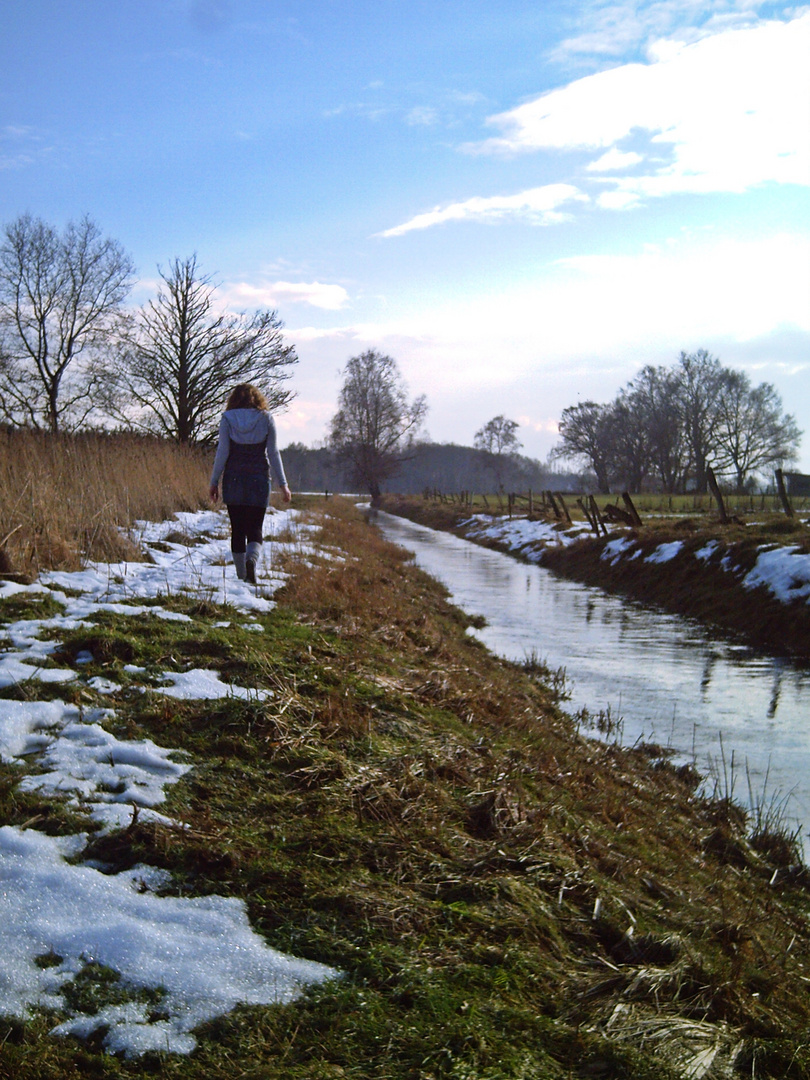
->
xmin=376 ymin=511 xmax=810 ymax=849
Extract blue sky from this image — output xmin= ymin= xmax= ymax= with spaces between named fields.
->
xmin=2 ymin=0 xmax=809 ymax=468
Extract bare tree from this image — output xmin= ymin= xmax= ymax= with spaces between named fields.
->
xmin=714 ymin=372 xmax=801 ymax=491
xmin=673 ymin=349 xmax=727 ymax=493
xmin=474 ymin=415 xmax=521 ymax=456
xmin=608 ymin=397 xmax=652 ymax=493
xmin=0 ymin=214 xmax=134 ymax=432
xmin=114 ymin=255 xmax=296 ymax=443
xmin=329 ymin=349 xmax=427 ymax=501
xmin=554 ymin=401 xmax=616 ymax=493
xmin=626 ymin=367 xmax=686 ymax=494
xmin=474 ymin=415 xmax=522 ymax=491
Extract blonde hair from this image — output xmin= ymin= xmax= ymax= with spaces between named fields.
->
xmin=226 ymin=384 xmax=268 ymax=411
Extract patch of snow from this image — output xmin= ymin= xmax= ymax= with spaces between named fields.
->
xmin=695 ymin=541 xmax=720 ymax=561
xmin=0 ymin=581 xmax=50 ymax=602
xmin=154 ymin=668 xmax=271 ymax=701
xmin=601 ymin=537 xmax=636 ymax=565
xmin=0 ymin=699 xmax=78 ymax=760
xmin=0 ymin=507 xmax=341 ymax=1056
xmin=743 ymin=545 xmax=810 ymax=604
xmin=0 ymin=826 xmax=339 ymax=1057
xmin=17 ymin=715 xmax=190 ymax=827
xmin=645 ymin=541 xmax=684 ymax=565
xmin=0 ymin=654 xmax=77 ymax=689
xmin=462 ymin=514 xmax=591 ymax=557
xmin=86 ymin=676 xmax=122 ymax=694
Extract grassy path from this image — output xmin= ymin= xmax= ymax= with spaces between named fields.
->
xmin=2 ymin=499 xmax=809 ymax=1078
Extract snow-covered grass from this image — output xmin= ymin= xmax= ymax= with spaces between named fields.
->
xmin=5 ymin=496 xmax=810 ymax=1077
xmin=0 ymin=507 xmax=340 ymax=1057
xmin=460 ymin=512 xmax=592 ymax=561
xmin=458 ymin=514 xmax=810 ymax=609
xmin=743 ymin=544 xmax=810 ymax=603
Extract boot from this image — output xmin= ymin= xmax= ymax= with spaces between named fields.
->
xmin=245 ymin=541 xmax=262 ymax=584
xmin=233 ymin=552 xmax=247 ymax=580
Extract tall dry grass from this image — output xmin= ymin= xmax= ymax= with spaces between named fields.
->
xmin=0 ymin=429 xmax=210 ymax=579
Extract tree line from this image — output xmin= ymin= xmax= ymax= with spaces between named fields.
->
xmin=3 ymin=214 xmax=803 ymax=502
xmin=555 ymin=350 xmax=802 ymax=494
xmin=323 ymin=350 xmax=574 ymax=500
xmin=0 ymin=214 xmax=295 ymax=440
xmin=283 ymin=438 xmax=574 ymax=497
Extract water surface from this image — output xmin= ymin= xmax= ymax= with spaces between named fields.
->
xmin=376 ymin=512 xmax=810 ymax=846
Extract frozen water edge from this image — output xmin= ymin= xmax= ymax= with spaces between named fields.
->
xmin=0 ymin=507 xmax=341 ymax=1056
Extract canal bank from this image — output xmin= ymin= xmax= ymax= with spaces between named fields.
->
xmin=379 ymin=495 xmax=810 ymax=659
xmin=374 ymin=510 xmax=810 ymax=854
xmin=5 ymin=498 xmax=810 ymax=1078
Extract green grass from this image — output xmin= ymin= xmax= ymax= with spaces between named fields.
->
xmin=0 ymin=591 xmax=68 ymax=625
xmin=382 ymin=491 xmax=809 ymax=540
xmin=2 ymin=500 xmax=810 ymax=1078
xmin=407 ymin=488 xmax=809 ymax=524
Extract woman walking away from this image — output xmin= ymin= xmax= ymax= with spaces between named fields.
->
xmin=209 ymin=384 xmax=292 ymax=584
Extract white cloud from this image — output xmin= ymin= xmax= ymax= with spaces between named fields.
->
xmin=587 ymin=147 xmax=644 ymax=171
xmin=282 ymin=227 xmax=810 ymax=457
xmin=470 ymin=12 xmax=810 ymax=201
xmin=0 ymin=124 xmax=45 ymax=169
xmin=379 ymin=184 xmax=588 ymax=237
xmin=552 ymin=232 xmax=810 ymax=343
xmin=127 ymin=276 xmax=163 ymax=307
xmin=221 ymin=280 xmax=350 ymax=311
xmin=405 ymin=106 xmax=439 ymax=126
xmin=274 ymin=399 xmax=336 ymax=437
xmin=297 ymin=232 xmax=810 ymax=379
xmin=551 ymin=0 xmax=772 ymax=64
xmin=322 ymin=101 xmax=392 ymax=122
xmin=449 ymin=90 xmax=487 ymax=106
xmin=0 ymin=154 xmax=35 ymax=171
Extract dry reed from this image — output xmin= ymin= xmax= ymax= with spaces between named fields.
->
xmin=0 ymin=428 xmax=209 ymax=578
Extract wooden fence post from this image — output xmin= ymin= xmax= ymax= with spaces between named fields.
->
xmin=621 ymin=492 xmax=643 ymax=527
xmin=588 ymin=495 xmax=608 ymax=536
xmin=556 ymin=493 xmax=572 ymax=524
xmin=706 ymin=466 xmax=728 ymax=524
xmin=578 ymin=498 xmax=597 ymax=533
xmin=775 ymin=469 xmax=794 ymax=518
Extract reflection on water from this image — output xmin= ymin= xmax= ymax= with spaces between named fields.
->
xmin=376 ymin=512 xmax=810 ymax=846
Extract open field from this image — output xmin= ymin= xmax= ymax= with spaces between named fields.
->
xmin=411 ymin=490 xmax=810 ymax=530
xmin=1 ymin=498 xmax=810 ymax=1078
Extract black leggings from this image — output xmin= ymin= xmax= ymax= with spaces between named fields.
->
xmin=227 ymin=504 xmax=266 ymax=553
